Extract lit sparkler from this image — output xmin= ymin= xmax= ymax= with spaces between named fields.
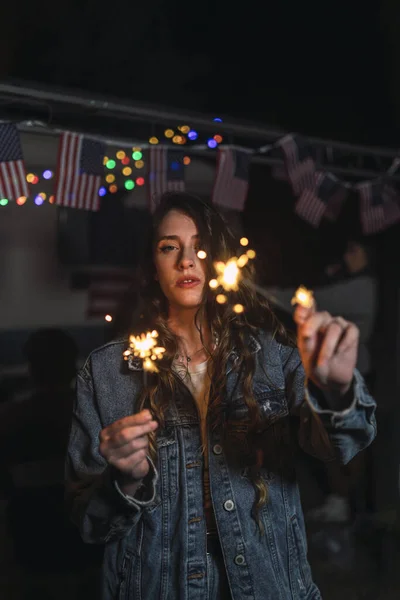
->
xmin=123 ymin=330 xmax=166 ymax=380
xmin=291 ymin=285 xmax=314 ymax=309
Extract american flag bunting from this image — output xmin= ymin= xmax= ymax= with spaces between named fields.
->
xmin=54 ymin=132 xmax=105 ymax=211
xmin=358 ymin=180 xmax=400 ymax=235
xmin=0 ymin=123 xmax=29 ymax=201
xmin=212 ymin=148 xmax=251 ymax=212
xmin=148 ymin=147 xmax=185 ymax=213
xmin=295 ymin=171 xmax=348 ymax=227
xmin=278 ymin=135 xmax=315 ymax=195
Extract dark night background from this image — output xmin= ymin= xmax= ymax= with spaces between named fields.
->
xmin=1 ymin=0 xmax=399 ymax=146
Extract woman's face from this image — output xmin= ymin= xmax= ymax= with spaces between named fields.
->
xmin=154 ymin=210 xmax=207 ymax=311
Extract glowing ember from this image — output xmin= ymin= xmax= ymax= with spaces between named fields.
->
xmin=123 ymin=330 xmax=166 ymax=372
xmin=214 ymin=258 xmax=241 ymax=292
xmin=291 ymin=286 xmax=314 ymax=309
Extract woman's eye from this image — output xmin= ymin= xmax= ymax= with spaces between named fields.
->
xmin=159 ymin=245 xmax=178 ymax=253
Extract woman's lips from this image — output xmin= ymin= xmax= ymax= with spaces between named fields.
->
xmin=176 ymin=278 xmax=201 ymax=289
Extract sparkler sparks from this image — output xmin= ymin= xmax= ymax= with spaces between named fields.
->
xmin=123 ymin=330 xmax=166 ymax=373
xmin=291 ymin=286 xmax=314 ymax=309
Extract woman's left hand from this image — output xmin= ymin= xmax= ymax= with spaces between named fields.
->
xmin=294 ymin=304 xmax=359 ymax=396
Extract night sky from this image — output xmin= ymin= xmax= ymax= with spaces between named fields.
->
xmin=0 ymin=1 xmax=397 ymax=146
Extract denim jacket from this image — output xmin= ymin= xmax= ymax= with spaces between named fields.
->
xmin=65 ymin=330 xmax=376 ymax=600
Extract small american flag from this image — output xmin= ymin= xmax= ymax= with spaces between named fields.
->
xmin=54 ymin=133 xmax=105 ymax=211
xmin=0 ymin=123 xmax=29 ymax=201
xmin=86 ymin=267 xmax=136 ymax=319
xmin=295 ymin=171 xmax=348 ymax=227
xmin=358 ymin=180 xmax=400 ymax=235
xmin=212 ymin=148 xmax=251 ymax=211
xmin=278 ymin=135 xmax=315 ymax=195
xmin=148 ymin=147 xmax=185 ymax=213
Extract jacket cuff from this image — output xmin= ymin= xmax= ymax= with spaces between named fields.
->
xmin=304 ymin=369 xmax=369 ymax=425
xmin=113 ymin=456 xmax=158 ymax=508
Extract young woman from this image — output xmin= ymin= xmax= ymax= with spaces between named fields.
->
xmin=66 ymin=192 xmax=377 ymax=600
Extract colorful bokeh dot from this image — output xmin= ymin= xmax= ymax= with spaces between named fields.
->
xmin=125 ymin=180 xmax=135 ymax=190
xmin=122 ymin=167 xmax=132 ymax=176
xmin=136 ymin=177 xmax=145 ymax=186
xmin=149 ymin=137 xmax=159 ymax=144
xmin=106 ymin=174 xmax=115 ymax=183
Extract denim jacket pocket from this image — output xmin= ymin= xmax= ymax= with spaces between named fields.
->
xmin=290 ymin=514 xmax=312 ymax=594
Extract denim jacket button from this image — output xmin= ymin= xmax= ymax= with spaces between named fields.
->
xmin=223 ymin=500 xmax=235 ymax=511
xmin=213 ymin=444 xmax=223 ymax=455
xmin=234 ymin=554 xmax=246 ymax=566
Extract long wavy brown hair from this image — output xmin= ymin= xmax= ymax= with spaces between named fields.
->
xmin=127 ymin=192 xmax=291 ymax=530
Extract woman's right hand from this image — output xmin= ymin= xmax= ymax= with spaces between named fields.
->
xmin=99 ymin=409 xmax=158 ymax=481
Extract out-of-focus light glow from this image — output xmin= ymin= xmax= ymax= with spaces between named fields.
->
xmin=49 ymin=195 xmax=55 ymax=204
xmin=121 ymin=156 xmax=130 ymax=165
xmin=179 ymin=125 xmax=190 ymax=134
xmin=132 ymin=151 xmax=142 ymax=161
xmin=122 ymin=167 xmax=132 ymax=176
xmin=240 ymin=237 xmax=249 ymax=246
xmin=103 ymin=156 xmax=109 ymax=165
xmin=99 ymin=187 xmax=107 ymax=197
xmin=214 ymin=134 xmax=223 ymax=144
xmin=135 ymin=160 xmax=144 ymax=169
xmin=17 ymin=196 xmax=27 ymax=205
xmin=43 ymin=170 xmax=53 ymax=179
xmin=106 ymin=174 xmax=115 ymax=183
xmin=149 ymin=137 xmax=159 ymax=144
xmin=105 ymin=314 xmax=113 ymax=322
xmin=116 ymin=151 xmax=126 ymax=160
xmin=39 ymin=192 xmax=47 ymax=200
xmin=136 ymin=177 xmax=145 ymax=186
xmin=34 ymin=195 xmax=44 ymax=206
xmin=26 ymin=173 xmax=35 ymax=183
xmin=216 ymin=294 xmax=227 ymax=304
xmin=207 ymin=138 xmax=218 ymax=149
xmin=188 ymin=130 xmax=198 ymax=140
xmin=106 ymin=159 xmax=116 ymax=170
xmin=183 ymin=156 xmax=191 ymax=165
xmin=197 ymin=250 xmax=207 ymax=259
xmin=233 ymin=304 xmax=244 ymax=314
xmin=125 ymin=180 xmax=135 ymax=190
xmin=213 ymin=117 xmax=222 ymax=122
xmin=164 ymin=129 xmax=174 ymax=138
xmin=0 ymin=198 xmax=8 ymax=206
xmin=109 ymin=184 xmax=118 ymax=194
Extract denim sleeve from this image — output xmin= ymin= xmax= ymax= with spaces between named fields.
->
xmin=65 ymin=363 xmax=158 ymax=544
xmin=280 ymin=344 xmax=377 ymax=464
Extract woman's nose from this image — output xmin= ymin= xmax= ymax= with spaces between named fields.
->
xmin=178 ymin=247 xmax=195 ymax=269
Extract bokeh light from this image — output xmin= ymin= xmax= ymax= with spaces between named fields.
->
xmin=164 ymin=129 xmax=174 ymax=138
xmin=116 ymin=150 xmax=126 ymax=160
xmin=43 ymin=170 xmax=53 ymax=179
xmin=207 ymin=138 xmax=218 ymax=149
xmin=106 ymin=159 xmax=116 ymax=170
xmin=121 ymin=156 xmax=130 ymax=165
xmin=125 ymin=180 xmax=135 ymax=190
xmin=136 ymin=177 xmax=145 ymax=186
xmin=240 ymin=237 xmax=249 ymax=246
xmin=16 ymin=196 xmax=27 ymax=205
xmin=49 ymin=195 xmax=55 ymax=204
xmin=32 ymin=176 xmax=39 ymax=185
xmin=109 ymin=184 xmax=118 ymax=194
xmin=103 ymin=156 xmax=109 ymax=165
xmin=214 ymin=134 xmax=223 ymax=144
xmin=26 ymin=173 xmax=35 ymax=183
xmin=188 ymin=130 xmax=198 ymax=141
xmin=39 ymin=192 xmax=47 ymax=200
xmin=214 ymin=117 xmax=222 ymax=122
xmin=132 ymin=151 xmax=142 ymax=161
xmin=149 ymin=137 xmax=159 ymax=144
xmin=34 ymin=195 xmax=44 ymax=206
xmin=197 ymin=250 xmax=207 ymax=259
xmin=122 ymin=167 xmax=132 ymax=176
xmin=98 ymin=187 xmax=107 ymax=197
xmin=0 ymin=198 xmax=8 ymax=206
xmin=135 ymin=160 xmax=144 ymax=169
xmin=106 ymin=174 xmax=115 ymax=183
xmin=183 ymin=156 xmax=191 ymax=165
xmin=179 ymin=125 xmax=190 ymax=134
xmin=105 ymin=314 xmax=113 ymax=322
